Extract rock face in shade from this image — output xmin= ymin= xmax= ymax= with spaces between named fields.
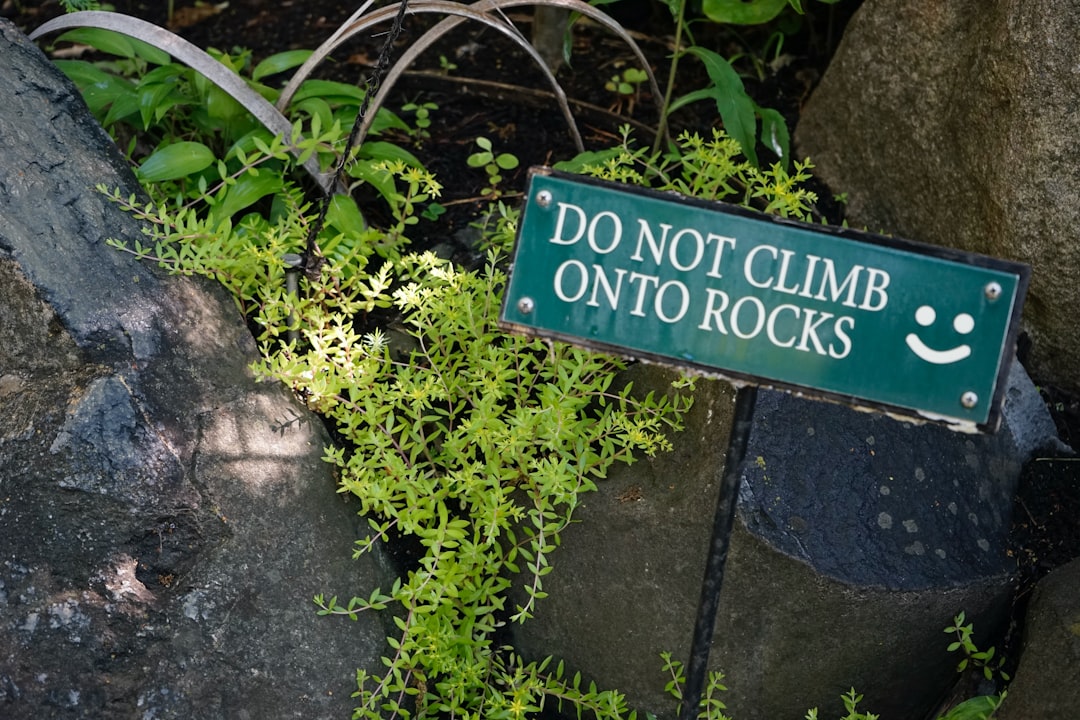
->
xmin=794 ymin=0 xmax=1080 ymax=394
xmin=996 ymin=555 xmax=1080 ymax=720
xmin=510 ymin=362 xmax=1060 ymax=720
xmin=0 ymin=19 xmax=389 ymax=719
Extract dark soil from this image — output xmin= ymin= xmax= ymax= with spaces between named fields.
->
xmin=7 ymin=0 xmax=1080 ymax=710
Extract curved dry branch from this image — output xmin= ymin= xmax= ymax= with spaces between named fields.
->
xmin=361 ymin=2 xmax=584 ymax=153
xmin=277 ymin=0 xmax=666 ymax=153
xmin=275 ymin=0 xmax=380 ymax=113
xmin=277 ymin=1 xmax=582 ymax=154
xmin=30 ymin=11 xmax=334 ymax=192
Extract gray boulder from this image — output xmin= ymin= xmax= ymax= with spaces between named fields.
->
xmin=997 ymin=554 xmax=1080 ymax=720
xmin=0 ymin=19 xmax=389 ymax=719
xmin=795 ymin=0 xmax=1080 ymax=394
xmin=511 ymin=362 xmax=1059 ymax=719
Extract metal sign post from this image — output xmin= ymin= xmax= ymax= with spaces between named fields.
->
xmin=498 ymin=167 xmax=1030 ymax=717
xmin=678 ymin=384 xmax=757 ymax=720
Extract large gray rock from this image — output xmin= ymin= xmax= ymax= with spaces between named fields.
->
xmin=794 ymin=0 xmax=1080 ymax=394
xmin=0 ymin=19 xmax=389 ymax=718
xmin=997 ymin=554 xmax=1080 ymax=720
xmin=511 ymin=362 xmax=1059 ymax=719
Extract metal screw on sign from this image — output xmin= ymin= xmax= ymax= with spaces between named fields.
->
xmin=517 ymin=297 xmax=535 ymax=315
xmin=536 ymin=190 xmax=553 ymax=208
xmin=961 ymin=391 xmax=979 ymax=409
xmin=985 ymin=282 xmax=1002 ymax=301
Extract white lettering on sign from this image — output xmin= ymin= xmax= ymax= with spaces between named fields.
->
xmin=544 ymin=204 xmax=889 ymax=362
xmin=743 ymin=246 xmax=890 ymax=311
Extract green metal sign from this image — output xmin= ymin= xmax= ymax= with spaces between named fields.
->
xmin=499 ymin=169 xmax=1030 ymax=433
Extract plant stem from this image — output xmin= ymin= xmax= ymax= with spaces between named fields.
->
xmin=653 ymin=0 xmax=689 ymax=155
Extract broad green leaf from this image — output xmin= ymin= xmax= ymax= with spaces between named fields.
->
xmin=291 ymin=79 xmax=367 ymax=106
xmin=367 ymin=107 xmax=411 ymax=135
xmin=56 ymin=27 xmax=136 ymax=58
xmin=326 ymin=195 xmax=367 ymax=238
xmin=293 ymin=97 xmax=334 ymax=133
xmin=684 ymin=47 xmax=759 ymax=165
xmin=552 ymin=147 xmax=623 ymax=172
xmin=757 ymin=105 xmax=791 ymax=168
xmin=348 ymin=160 xmax=397 ymax=205
xmin=356 ymin=141 xmax=422 ymax=168
xmin=136 ymin=82 xmax=179 ymax=130
xmin=211 ymin=171 xmax=283 ymax=223
xmin=54 ymin=60 xmax=134 ymax=115
xmin=127 ymin=36 xmax=172 ymax=65
xmin=102 ymin=87 xmax=141 ymax=127
xmin=136 ymin=141 xmax=215 ymax=183
xmin=205 ymin=83 xmax=245 ymax=123
xmin=55 ymin=28 xmax=168 ymax=65
xmin=665 ymin=87 xmax=717 ymax=116
xmin=936 ymin=695 xmax=1002 ymax=720
xmin=495 ymin=153 xmax=519 ymax=170
xmin=252 ymin=50 xmax=314 ymax=81
xmin=702 ymin=0 xmax=789 ymax=25
xmin=138 ymin=63 xmax=189 ymax=85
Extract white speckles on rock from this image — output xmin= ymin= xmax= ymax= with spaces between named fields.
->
xmin=948 ymin=502 xmax=958 ymax=515
xmin=935 ymin=549 xmax=947 ymax=559
xmin=181 ymin=590 xmax=211 ymax=622
xmin=969 ymin=512 xmax=980 ymax=525
xmin=977 ymin=538 xmax=991 ymax=552
xmin=905 ymin=541 xmax=926 ymax=556
xmin=914 ymin=467 xmax=926 ymax=481
xmin=903 ymin=519 xmax=919 ymax=533
xmin=879 ymin=485 xmax=891 ymax=496
xmin=877 ymin=512 xmax=893 ymax=530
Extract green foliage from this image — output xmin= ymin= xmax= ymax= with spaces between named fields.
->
xmin=655 ymin=0 xmax=808 ymax=168
xmin=59 ymin=0 xmax=102 ymax=11
xmin=607 ymin=67 xmax=649 ymax=96
xmin=658 ymin=656 xmax=880 ymax=720
xmin=48 ymin=28 xmax=421 ymax=226
xmin=667 ymin=46 xmax=790 ymax=169
xmin=658 ymin=652 xmax=732 ymax=720
xmin=560 ymin=125 xmax=819 ymax=221
xmin=945 ymin=612 xmax=1010 ymax=683
xmin=933 ymin=612 xmax=1008 ymax=720
xmin=937 ymin=694 xmax=1005 ymax=720
xmin=467 ymin=136 xmax=521 ymax=198
xmin=100 ymin=120 xmax=700 ymax=720
xmin=304 ymin=241 xmax=692 ymax=716
xmin=402 ymin=101 xmax=439 ymax=139
xmin=606 ymin=66 xmax=650 ymax=113
xmin=804 ymin=689 xmax=879 ymax=720
xmin=65 ymin=12 xmax=860 ymax=717
xmin=702 ymin=0 xmax=843 ymax=26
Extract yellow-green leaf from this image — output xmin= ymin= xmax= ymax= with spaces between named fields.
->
xmin=136 ymin=141 xmax=215 ymax=183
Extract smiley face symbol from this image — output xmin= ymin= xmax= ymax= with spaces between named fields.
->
xmin=905 ymin=305 xmax=974 ymax=365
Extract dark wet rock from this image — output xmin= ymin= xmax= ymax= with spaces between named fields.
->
xmin=0 ymin=18 xmax=388 ymax=719
xmin=511 ymin=361 xmax=1059 ymax=719
xmin=997 ymin=556 xmax=1080 ymax=720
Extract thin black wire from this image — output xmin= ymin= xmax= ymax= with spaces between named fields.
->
xmin=299 ymin=0 xmax=412 ymax=279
